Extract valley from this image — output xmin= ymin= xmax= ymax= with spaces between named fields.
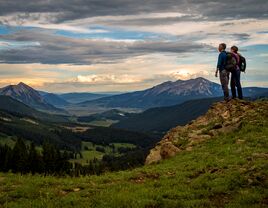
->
xmin=0 ymin=99 xmax=267 ymax=207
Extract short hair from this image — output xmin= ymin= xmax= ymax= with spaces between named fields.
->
xmin=219 ymin=43 xmax=226 ymax=50
xmin=231 ymin=45 xmax=238 ymax=53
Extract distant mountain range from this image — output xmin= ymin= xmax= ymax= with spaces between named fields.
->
xmin=75 ymin=77 xmax=268 ymax=109
xmin=0 ymin=79 xmax=267 ymax=116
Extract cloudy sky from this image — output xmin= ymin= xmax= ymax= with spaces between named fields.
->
xmin=0 ymin=0 xmax=267 ymax=92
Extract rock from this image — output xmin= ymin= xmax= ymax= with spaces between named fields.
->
xmin=213 ymin=123 xmax=222 ymax=129
xmin=145 ymin=145 xmax=162 ymax=165
xmin=145 ymin=142 xmax=180 ymax=164
xmin=222 ymin=111 xmax=230 ymax=119
xmin=160 ymin=142 xmax=181 ymax=159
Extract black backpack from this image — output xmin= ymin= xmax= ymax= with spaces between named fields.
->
xmin=225 ymin=52 xmax=237 ymax=72
xmin=238 ymin=55 xmax=246 ymax=72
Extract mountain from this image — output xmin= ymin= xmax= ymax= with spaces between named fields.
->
xmin=0 ymin=95 xmax=69 ymax=123
xmin=76 ymin=77 xmax=268 ymax=110
xmin=59 ymin=92 xmax=114 ymax=104
xmin=112 ymin=97 xmax=222 ymax=135
xmin=39 ymin=91 xmax=69 ymax=106
xmin=255 ymin=91 xmax=268 ymax=99
xmin=0 ymin=82 xmax=66 ymax=114
xmin=146 ymin=99 xmax=268 ymax=164
xmin=77 ymin=77 xmax=223 ymax=109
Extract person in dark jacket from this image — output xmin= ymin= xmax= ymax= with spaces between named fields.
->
xmin=215 ymin=43 xmax=230 ymax=101
xmin=230 ymin=45 xmax=243 ymax=99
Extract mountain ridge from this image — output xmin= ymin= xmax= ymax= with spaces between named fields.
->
xmin=77 ymin=77 xmax=223 ymax=109
xmin=0 ymin=82 xmax=66 ymax=114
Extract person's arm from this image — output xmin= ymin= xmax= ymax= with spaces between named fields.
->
xmin=215 ymin=68 xmax=219 ymax=77
xmin=215 ymin=53 xmax=221 ymax=77
xmin=243 ymin=57 xmax=246 ymax=73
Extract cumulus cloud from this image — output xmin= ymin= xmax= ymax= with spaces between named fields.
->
xmin=169 ymin=70 xmax=210 ymax=80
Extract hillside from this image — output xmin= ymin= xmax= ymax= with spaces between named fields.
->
xmin=39 ymin=91 xmax=69 ymax=106
xmin=77 ymin=109 xmax=135 ymax=123
xmin=146 ymin=99 xmax=268 ymax=164
xmin=0 ymin=99 xmax=267 ymax=207
xmin=112 ymin=97 xmax=222 ymax=135
xmin=0 ymin=95 xmax=69 ymax=123
xmin=59 ymin=92 xmax=113 ymax=104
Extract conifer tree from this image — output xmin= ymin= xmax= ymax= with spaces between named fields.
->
xmin=12 ymin=138 xmax=28 ymax=174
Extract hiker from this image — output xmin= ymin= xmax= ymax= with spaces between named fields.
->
xmin=230 ymin=46 xmax=243 ymax=99
xmin=215 ymin=43 xmax=230 ymax=101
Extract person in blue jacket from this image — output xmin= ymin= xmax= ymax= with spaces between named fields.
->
xmin=215 ymin=43 xmax=230 ymax=101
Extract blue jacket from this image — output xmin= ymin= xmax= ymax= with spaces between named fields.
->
xmin=217 ymin=51 xmax=227 ymax=71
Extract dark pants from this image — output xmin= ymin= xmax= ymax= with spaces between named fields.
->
xmin=220 ymin=69 xmax=230 ymax=100
xmin=231 ymin=69 xmax=243 ymax=99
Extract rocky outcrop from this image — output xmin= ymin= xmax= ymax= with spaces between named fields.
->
xmin=145 ymin=99 xmax=268 ymax=165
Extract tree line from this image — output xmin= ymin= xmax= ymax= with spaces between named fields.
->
xmin=0 ymin=138 xmax=73 ymax=175
xmin=0 ymin=138 xmax=149 ymax=177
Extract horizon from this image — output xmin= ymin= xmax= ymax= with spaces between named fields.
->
xmin=0 ymin=1 xmax=267 ymax=92
xmin=1 ymin=77 xmax=267 ymax=94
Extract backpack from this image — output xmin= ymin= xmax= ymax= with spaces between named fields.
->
xmin=238 ymin=55 xmax=246 ymax=72
xmin=225 ymin=52 xmax=238 ymax=72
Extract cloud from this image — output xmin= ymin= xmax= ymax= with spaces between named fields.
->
xmin=0 ymin=29 xmax=211 ymax=64
xmin=0 ymin=0 xmax=267 ymax=24
xmin=169 ymin=70 xmax=210 ymax=80
xmin=76 ymin=74 xmax=143 ymax=84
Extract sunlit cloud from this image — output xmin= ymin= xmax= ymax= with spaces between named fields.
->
xmin=76 ymin=74 xmax=143 ymax=84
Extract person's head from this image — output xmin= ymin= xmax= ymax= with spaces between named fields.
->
xmin=231 ymin=45 xmax=238 ymax=53
xmin=218 ymin=43 xmax=226 ymax=52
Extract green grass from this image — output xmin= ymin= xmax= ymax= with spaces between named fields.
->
xmin=0 ymin=117 xmax=267 ymax=208
xmin=70 ymin=142 xmax=137 ymax=165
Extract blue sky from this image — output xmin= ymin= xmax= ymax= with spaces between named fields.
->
xmin=0 ymin=0 xmax=267 ymax=92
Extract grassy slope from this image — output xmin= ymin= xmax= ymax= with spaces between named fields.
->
xmin=0 ymin=102 xmax=267 ymax=208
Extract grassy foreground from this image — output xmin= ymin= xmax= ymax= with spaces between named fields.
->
xmin=0 ymin=109 xmax=268 ymax=207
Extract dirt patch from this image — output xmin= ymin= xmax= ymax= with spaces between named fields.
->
xmin=188 ymin=169 xmax=205 ymax=179
xmin=129 ymin=172 xmax=160 ymax=184
xmin=62 ymin=126 xmax=91 ymax=133
xmin=209 ymin=193 xmax=231 ymax=208
xmin=60 ymin=187 xmax=84 ymax=195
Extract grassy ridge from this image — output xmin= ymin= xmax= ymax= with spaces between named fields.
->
xmin=0 ymin=111 xmax=267 ymax=208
